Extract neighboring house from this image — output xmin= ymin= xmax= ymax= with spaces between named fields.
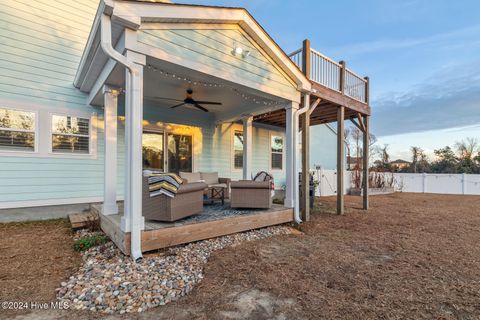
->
xmin=0 ymin=0 xmax=370 ymax=258
xmin=390 ymin=159 xmax=411 ymax=170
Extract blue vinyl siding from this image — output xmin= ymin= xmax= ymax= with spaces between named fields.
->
xmin=138 ymin=28 xmax=298 ymax=98
xmin=309 ymin=124 xmax=339 ymax=170
xmin=0 ymin=0 xmax=102 ymax=206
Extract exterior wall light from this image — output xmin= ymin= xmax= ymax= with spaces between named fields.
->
xmin=232 ymin=45 xmax=250 ymax=58
xmin=233 ymin=46 xmax=243 ymax=55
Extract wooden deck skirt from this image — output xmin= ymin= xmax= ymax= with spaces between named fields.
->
xmin=92 ymin=203 xmax=293 ymax=255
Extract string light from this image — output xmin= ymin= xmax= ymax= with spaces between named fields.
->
xmin=146 ymin=64 xmax=282 ymax=106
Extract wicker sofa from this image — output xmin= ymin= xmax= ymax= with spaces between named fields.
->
xmin=142 ymin=176 xmax=207 ymax=222
xmin=179 ymin=172 xmax=231 ymax=198
xmin=230 ymin=180 xmax=272 ymax=209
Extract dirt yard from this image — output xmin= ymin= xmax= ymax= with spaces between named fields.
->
xmin=0 ymin=220 xmax=81 ymax=317
xmin=2 ymin=193 xmax=480 ymax=319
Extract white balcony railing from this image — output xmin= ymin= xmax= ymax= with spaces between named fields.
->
xmin=288 ymin=46 xmax=368 ymax=104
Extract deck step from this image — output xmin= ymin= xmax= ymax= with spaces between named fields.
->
xmin=68 ymin=211 xmax=99 ymax=229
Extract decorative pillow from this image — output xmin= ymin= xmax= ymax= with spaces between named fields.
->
xmin=143 ymin=169 xmax=163 ymax=176
xmin=200 ymin=172 xmax=219 ymax=185
xmin=179 ymin=171 xmax=201 ymax=183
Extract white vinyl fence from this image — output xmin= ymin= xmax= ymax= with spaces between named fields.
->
xmin=313 ymin=168 xmax=351 ymax=196
xmin=313 ymin=170 xmax=480 ymax=196
xmin=391 ymin=173 xmax=480 ymax=195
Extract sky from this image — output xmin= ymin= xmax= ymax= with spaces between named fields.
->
xmin=179 ymin=0 xmax=480 ymax=161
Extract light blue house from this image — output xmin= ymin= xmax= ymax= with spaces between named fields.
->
xmin=0 ymin=0 xmax=370 ymax=258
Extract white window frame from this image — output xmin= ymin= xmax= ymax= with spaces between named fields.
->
xmin=269 ymin=132 xmax=285 ymax=171
xmin=48 ymin=111 xmax=97 ymax=158
xmin=0 ymin=106 xmax=39 ymax=155
xmin=232 ymin=129 xmax=244 ymax=171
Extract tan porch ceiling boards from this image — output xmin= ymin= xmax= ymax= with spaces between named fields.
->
xmin=254 ymin=99 xmax=366 ymax=127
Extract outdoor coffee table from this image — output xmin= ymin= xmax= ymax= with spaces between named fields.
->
xmin=204 ymin=185 xmax=225 ymax=205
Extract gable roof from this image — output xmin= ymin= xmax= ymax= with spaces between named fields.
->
xmin=74 ymin=0 xmax=311 ymax=93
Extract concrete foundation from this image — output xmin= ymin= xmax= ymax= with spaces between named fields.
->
xmin=0 ymin=203 xmax=95 ymax=223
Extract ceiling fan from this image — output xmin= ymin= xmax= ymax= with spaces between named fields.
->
xmin=151 ymin=89 xmax=222 ymax=112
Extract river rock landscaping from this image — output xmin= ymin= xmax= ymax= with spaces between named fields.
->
xmin=56 ymin=226 xmax=292 ymax=314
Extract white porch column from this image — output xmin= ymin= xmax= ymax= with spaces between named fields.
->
xmin=285 ymin=102 xmax=299 ymax=208
xmin=242 ymin=116 xmax=253 ymax=180
xmin=102 ymin=85 xmax=119 ymax=215
xmin=121 ymin=51 xmax=146 ymax=233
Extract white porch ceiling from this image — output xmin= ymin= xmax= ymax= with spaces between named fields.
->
xmin=94 ymin=56 xmax=289 ymax=122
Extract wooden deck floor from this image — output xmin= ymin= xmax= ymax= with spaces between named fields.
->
xmin=92 ymin=202 xmax=293 ymax=255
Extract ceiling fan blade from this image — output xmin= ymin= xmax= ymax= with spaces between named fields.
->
xmin=171 ymin=103 xmax=186 ymax=109
xmin=194 ymin=101 xmax=222 ymax=105
xmin=194 ymin=103 xmax=209 ymax=112
xmin=146 ymin=96 xmax=184 ymax=102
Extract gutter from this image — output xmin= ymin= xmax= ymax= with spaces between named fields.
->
xmin=293 ymin=94 xmax=310 ymax=224
xmin=100 ymin=12 xmax=143 ymax=263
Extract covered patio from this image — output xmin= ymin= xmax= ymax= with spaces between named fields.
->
xmin=75 ymin=1 xmax=312 ymax=260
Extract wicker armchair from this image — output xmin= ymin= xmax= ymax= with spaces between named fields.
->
xmin=142 ymin=176 xmax=207 ymax=222
xmin=230 ymin=180 xmax=272 ymax=209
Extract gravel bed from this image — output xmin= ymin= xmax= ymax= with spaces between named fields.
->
xmin=56 ymin=226 xmax=291 ymax=314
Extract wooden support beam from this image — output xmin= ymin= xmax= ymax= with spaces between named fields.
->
xmin=307 ymin=98 xmax=322 ymax=116
xmin=363 ymin=115 xmax=369 ymax=210
xmin=339 ymin=61 xmax=346 ymax=94
xmin=302 ymin=39 xmax=311 ymax=79
xmin=350 ymin=118 xmax=362 ymax=131
xmin=337 ymin=106 xmax=345 ymax=215
xmin=364 ymin=76 xmax=370 ymax=105
xmin=301 ymin=96 xmax=310 ymax=221
xmin=310 ymin=82 xmax=371 ymax=115
xmin=357 ymin=113 xmax=366 ymax=132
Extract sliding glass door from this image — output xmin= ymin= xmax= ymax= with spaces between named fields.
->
xmin=167 ymin=133 xmax=192 ymax=173
xmin=142 ymin=131 xmax=192 ymax=173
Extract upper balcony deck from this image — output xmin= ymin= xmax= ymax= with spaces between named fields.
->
xmin=254 ymin=40 xmax=370 ymax=127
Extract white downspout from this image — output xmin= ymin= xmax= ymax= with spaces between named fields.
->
xmin=100 ymin=13 xmax=143 ymax=262
xmin=293 ymin=94 xmax=310 ymax=224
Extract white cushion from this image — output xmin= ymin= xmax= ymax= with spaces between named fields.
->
xmin=179 ymin=171 xmax=201 ymax=182
xmin=208 ymin=183 xmax=227 ymax=188
xmin=200 ymin=172 xmax=219 ymax=185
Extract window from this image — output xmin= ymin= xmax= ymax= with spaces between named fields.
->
xmin=143 ymin=132 xmax=164 ymax=171
xmin=271 ymin=135 xmax=283 ymax=170
xmin=233 ymin=131 xmax=243 ymax=169
xmin=0 ymin=108 xmax=36 ymax=151
xmin=51 ymin=115 xmax=90 ymax=154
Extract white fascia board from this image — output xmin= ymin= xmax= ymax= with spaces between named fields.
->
xmin=74 ymin=3 xmax=103 ymax=88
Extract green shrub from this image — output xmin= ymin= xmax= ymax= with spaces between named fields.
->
xmin=73 ymin=234 xmax=109 ymax=252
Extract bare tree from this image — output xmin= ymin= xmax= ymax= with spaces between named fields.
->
xmin=455 ymin=137 xmax=479 ymax=160
xmin=410 ymin=146 xmax=423 ymax=173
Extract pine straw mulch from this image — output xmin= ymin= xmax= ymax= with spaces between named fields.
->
xmin=0 ymin=219 xmax=82 ymax=317
xmin=156 ymin=193 xmax=480 ymax=320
